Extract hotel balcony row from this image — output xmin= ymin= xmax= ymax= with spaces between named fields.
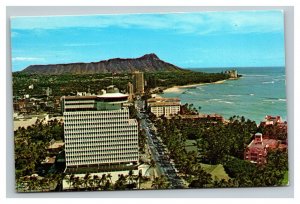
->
xmin=65 ymin=146 xmax=138 ymax=152
xmin=66 ymin=157 xmax=139 ymax=166
xmin=66 ymin=139 xmax=138 ymax=148
xmin=64 ymin=131 xmax=137 ymax=137
xmin=66 ymin=154 xmax=139 ymax=162
xmin=64 ymin=124 xmax=137 ymax=131
xmin=65 ymin=138 xmax=138 ymax=143
xmin=64 ymin=100 xmax=95 ymax=105
xmin=65 ymin=133 xmax=138 ymax=139
xmin=65 ymin=132 xmax=137 ymax=138
xmin=64 ymin=119 xmax=132 ymax=125
xmin=63 ymin=109 xmax=129 ymax=116
xmin=65 ymin=144 xmax=138 ymax=151
xmin=65 ymin=150 xmax=139 ymax=158
xmin=64 ymin=115 xmax=130 ymax=121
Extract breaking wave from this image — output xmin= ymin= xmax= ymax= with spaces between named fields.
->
xmin=218 ymin=100 xmax=234 ymax=104
xmin=243 ymin=74 xmax=269 ymax=77
xmin=225 ymin=94 xmax=242 ymax=97
xmin=262 ymin=81 xmax=275 ymax=84
xmin=263 ymin=98 xmax=286 ymax=103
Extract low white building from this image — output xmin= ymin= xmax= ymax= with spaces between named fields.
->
xmin=147 ymin=97 xmax=181 ymax=118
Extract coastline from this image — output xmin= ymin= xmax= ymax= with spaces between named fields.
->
xmin=163 ymin=79 xmax=226 ymax=93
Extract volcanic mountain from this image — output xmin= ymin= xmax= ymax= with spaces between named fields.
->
xmin=21 ymin=53 xmax=184 ymax=75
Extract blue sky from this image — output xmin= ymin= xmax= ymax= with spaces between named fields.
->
xmin=10 ymin=10 xmax=285 ymax=71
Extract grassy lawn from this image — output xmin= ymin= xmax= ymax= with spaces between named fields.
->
xmin=282 ymin=171 xmax=289 ymax=185
xmin=200 ymin=163 xmax=230 ymax=181
xmin=185 ymin=139 xmax=197 ymax=152
xmin=184 ymin=140 xmax=230 ymax=181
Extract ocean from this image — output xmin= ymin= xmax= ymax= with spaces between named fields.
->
xmin=160 ymin=67 xmax=287 ymax=124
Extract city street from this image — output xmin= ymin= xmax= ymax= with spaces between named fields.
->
xmin=136 ymin=100 xmax=185 ymax=189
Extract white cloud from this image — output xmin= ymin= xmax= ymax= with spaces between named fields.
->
xmin=10 ymin=10 xmax=284 ymax=35
xmin=12 ymin=57 xmax=45 ymax=62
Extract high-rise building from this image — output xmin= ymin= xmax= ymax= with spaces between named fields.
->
xmin=127 ymin=82 xmax=134 ymax=102
xmin=132 ymin=71 xmax=144 ymax=95
xmin=62 ymin=85 xmax=139 ymax=170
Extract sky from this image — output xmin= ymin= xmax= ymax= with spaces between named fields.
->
xmin=10 ymin=10 xmax=285 ymax=71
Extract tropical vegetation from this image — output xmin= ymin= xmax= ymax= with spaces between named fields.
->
xmin=153 ymin=114 xmax=288 ymax=188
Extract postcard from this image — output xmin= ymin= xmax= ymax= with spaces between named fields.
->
xmin=11 ymin=10 xmax=288 ymax=192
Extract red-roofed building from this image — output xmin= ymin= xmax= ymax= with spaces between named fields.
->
xmin=259 ymin=115 xmax=288 ymax=142
xmin=260 ymin=115 xmax=283 ymax=126
xmin=244 ymin=133 xmax=287 ymax=165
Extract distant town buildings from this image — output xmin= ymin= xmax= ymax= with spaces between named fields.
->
xmin=259 ymin=115 xmax=288 ymax=141
xmin=132 ymin=71 xmax=144 ymax=95
xmin=62 ymin=85 xmax=139 ymax=170
xmin=147 ymin=96 xmax=181 ymax=118
xmin=260 ymin=115 xmax=286 ymax=127
xmin=244 ymin=132 xmax=287 ymax=165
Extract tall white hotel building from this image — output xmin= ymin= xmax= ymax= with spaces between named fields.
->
xmin=62 ymin=86 xmax=139 ymax=170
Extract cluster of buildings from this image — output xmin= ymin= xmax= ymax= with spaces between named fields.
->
xmin=145 ymin=95 xmax=227 ymax=122
xmin=244 ymin=115 xmax=288 ymax=165
xmin=13 ymin=86 xmax=58 ymax=115
xmin=14 ymin=68 xmax=288 ymax=190
xmin=259 ymin=115 xmax=288 ymax=138
xmin=13 ymin=97 xmax=60 ymax=114
xmin=224 ymin=69 xmax=238 ymax=78
xmin=127 ymin=71 xmax=145 ymax=101
xmin=145 ymin=95 xmax=225 ymax=122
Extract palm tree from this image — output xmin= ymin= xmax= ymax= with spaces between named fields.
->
xmin=72 ymin=176 xmax=82 ymax=191
xmin=114 ymin=174 xmax=127 ymax=190
xmin=127 ymin=170 xmax=134 ymax=184
xmin=151 ymin=177 xmax=160 ymax=189
xmin=100 ymin=174 xmax=107 ymax=190
xmin=66 ymin=174 xmax=75 ymax=190
xmin=92 ymin=175 xmax=100 ymax=191
xmin=83 ymin=173 xmax=91 ymax=190
xmin=107 ymin=173 xmax=112 ymax=183
xmin=151 ymin=176 xmax=169 ymax=189
xmin=135 ymin=169 xmax=144 ymax=189
xmin=188 ymin=168 xmax=212 ymax=188
xmin=145 ymin=159 xmax=156 ymax=181
xmin=103 ymin=179 xmax=112 ymax=191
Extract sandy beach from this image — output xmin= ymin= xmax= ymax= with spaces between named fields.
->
xmin=163 ymin=80 xmax=226 ymax=93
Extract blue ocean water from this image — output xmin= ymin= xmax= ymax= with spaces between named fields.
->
xmin=160 ymin=67 xmax=287 ymax=124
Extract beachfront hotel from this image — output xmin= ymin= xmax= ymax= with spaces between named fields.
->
xmin=61 ymin=85 xmax=139 ymax=170
xmin=147 ymin=97 xmax=181 ymax=118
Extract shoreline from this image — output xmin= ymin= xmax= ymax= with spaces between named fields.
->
xmin=163 ymin=79 xmax=226 ymax=93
